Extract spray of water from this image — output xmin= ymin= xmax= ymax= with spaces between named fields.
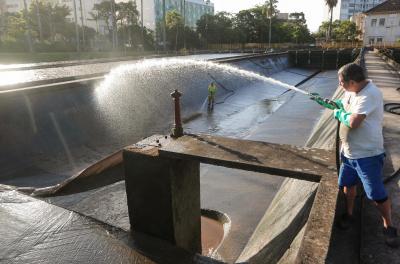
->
xmin=97 ymin=58 xmax=310 ymax=99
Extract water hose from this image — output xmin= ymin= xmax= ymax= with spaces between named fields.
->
xmin=383 ymin=86 xmax=400 ymax=184
xmin=383 ymin=87 xmax=400 ymax=116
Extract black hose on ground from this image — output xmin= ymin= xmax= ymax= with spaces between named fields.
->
xmin=384 ymin=103 xmax=400 ymax=115
xmin=335 ymin=121 xmax=341 ymax=175
xmin=383 ymin=86 xmax=400 ymax=184
xmin=385 ymin=87 xmax=400 ymax=115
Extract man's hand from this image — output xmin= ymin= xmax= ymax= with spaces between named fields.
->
xmin=310 ymin=93 xmax=343 ymax=110
xmin=334 ymin=109 xmax=351 ymax=127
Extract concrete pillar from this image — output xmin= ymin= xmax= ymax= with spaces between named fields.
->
xmin=123 ymin=143 xmax=201 ymax=254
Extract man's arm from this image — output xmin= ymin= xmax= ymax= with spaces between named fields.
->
xmin=334 ymin=110 xmax=366 ymax=128
xmin=349 ymin=113 xmax=366 ymax=128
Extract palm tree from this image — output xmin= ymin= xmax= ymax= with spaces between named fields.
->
xmin=325 ymin=0 xmax=338 ymax=41
xmin=263 ymin=0 xmax=278 ymax=49
xmin=162 ymin=0 xmax=166 ymax=51
xmin=166 ymin=10 xmax=183 ymax=51
xmin=141 ymin=0 xmax=144 ymax=47
xmin=72 ymin=0 xmax=80 ymax=52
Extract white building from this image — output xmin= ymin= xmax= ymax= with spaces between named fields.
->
xmin=355 ymin=0 xmax=400 ymax=45
xmin=338 ymin=0 xmax=385 ymax=20
xmin=327 ymin=0 xmax=385 ymax=21
xmin=3 ymin=0 xmax=108 ymax=34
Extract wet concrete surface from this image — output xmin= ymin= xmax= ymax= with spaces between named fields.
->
xmin=1 ymin=57 xmax=277 ymax=188
xmin=42 ymin=68 xmax=340 ymax=263
xmin=0 ymin=190 xmax=159 ymax=264
xmin=0 ymin=188 xmax=230 ymax=264
xmin=360 ymin=52 xmax=400 ymax=263
xmin=0 ymin=50 xmax=343 ymax=263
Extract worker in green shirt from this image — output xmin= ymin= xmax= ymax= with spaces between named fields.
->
xmin=208 ymin=82 xmax=217 ymax=111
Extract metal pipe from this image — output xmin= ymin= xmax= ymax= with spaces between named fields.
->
xmin=170 ymin=90 xmax=183 ymax=138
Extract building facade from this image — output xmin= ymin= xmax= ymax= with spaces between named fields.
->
xmin=137 ymin=0 xmax=214 ymax=31
xmin=337 ymin=0 xmax=385 ymax=20
xmin=355 ymin=0 xmax=400 ymax=45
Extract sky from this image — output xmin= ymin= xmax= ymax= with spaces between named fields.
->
xmin=212 ymin=0 xmax=331 ymax=33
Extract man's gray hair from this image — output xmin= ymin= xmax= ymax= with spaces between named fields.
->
xmin=338 ymin=63 xmax=366 ymax=83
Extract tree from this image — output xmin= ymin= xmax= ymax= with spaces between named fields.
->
xmin=197 ymin=12 xmax=235 ymax=45
xmin=0 ymin=0 xmax=6 ymax=41
xmin=234 ymin=9 xmax=262 ymax=43
xmin=166 ymin=10 xmax=183 ymax=51
xmin=28 ymin=1 xmax=70 ymax=42
xmin=325 ymin=0 xmax=338 ymax=41
xmin=278 ymin=12 xmax=312 ymax=43
xmin=334 ymin=20 xmax=359 ymax=41
xmin=116 ymin=1 xmax=139 ymax=48
xmin=289 ymin=12 xmax=305 ymax=23
xmin=315 ymin=20 xmax=359 ymax=41
xmin=92 ymin=1 xmax=114 ymax=43
xmin=263 ymin=0 xmax=278 ymax=48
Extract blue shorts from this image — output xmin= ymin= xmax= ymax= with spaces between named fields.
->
xmin=339 ymin=153 xmax=387 ymax=201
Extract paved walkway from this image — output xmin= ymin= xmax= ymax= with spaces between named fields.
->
xmin=361 ymin=51 xmax=400 ymax=263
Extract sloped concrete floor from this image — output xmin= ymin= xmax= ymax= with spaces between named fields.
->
xmin=45 ymin=68 xmax=340 ymax=263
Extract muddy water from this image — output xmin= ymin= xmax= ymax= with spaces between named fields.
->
xmin=201 ymin=216 xmax=225 ymax=256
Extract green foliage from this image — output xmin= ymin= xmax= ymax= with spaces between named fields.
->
xmin=262 ymin=0 xmax=279 ymax=18
xmin=197 ymin=12 xmax=235 ymax=44
xmin=92 ymin=0 xmax=153 ymax=50
xmin=166 ymin=10 xmax=183 ymax=51
xmin=196 ymin=7 xmax=313 ymax=45
xmin=0 ymin=0 xmax=154 ymax=52
xmin=315 ymin=20 xmax=359 ymax=41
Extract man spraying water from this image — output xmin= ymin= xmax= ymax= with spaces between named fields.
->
xmin=310 ymin=63 xmax=399 ymax=248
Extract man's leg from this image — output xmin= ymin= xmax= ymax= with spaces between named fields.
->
xmin=344 ymin=185 xmax=357 ymax=216
xmin=375 ymin=198 xmax=392 ymax=228
xmin=355 ymin=154 xmax=399 ymax=247
xmin=338 ymin=154 xmax=359 ymax=229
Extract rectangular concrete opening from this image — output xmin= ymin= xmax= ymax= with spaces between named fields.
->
xmin=123 ymin=133 xmax=339 ymax=262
